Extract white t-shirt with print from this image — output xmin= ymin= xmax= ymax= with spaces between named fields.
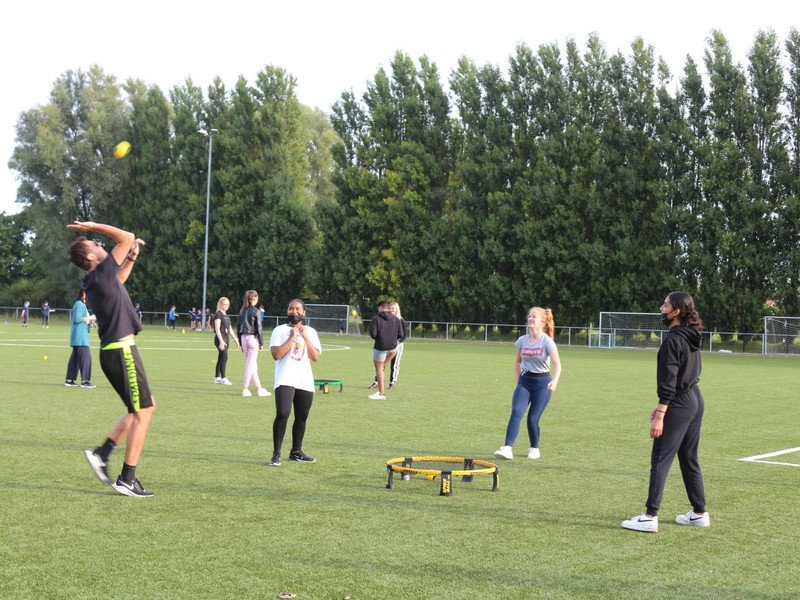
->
xmin=515 ymin=334 xmax=556 ymax=374
xmin=269 ymin=323 xmax=321 ymax=392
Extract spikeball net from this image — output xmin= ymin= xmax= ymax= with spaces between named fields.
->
xmin=386 ymin=456 xmax=499 ymax=496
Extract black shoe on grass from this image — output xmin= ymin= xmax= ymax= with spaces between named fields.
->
xmin=112 ymin=477 xmax=154 ymax=498
xmin=269 ymin=451 xmax=282 ymax=466
xmin=289 ymin=450 xmax=316 ymax=463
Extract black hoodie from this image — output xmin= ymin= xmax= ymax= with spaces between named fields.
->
xmin=656 ymin=325 xmax=702 ymax=406
xmin=369 ymin=311 xmax=405 ymax=351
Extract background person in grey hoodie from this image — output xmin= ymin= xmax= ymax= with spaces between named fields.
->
xmin=367 ymin=301 xmax=404 ymax=399
xmin=622 ymin=291 xmax=710 ymax=533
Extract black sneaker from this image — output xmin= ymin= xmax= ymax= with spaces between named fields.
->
xmin=84 ymin=449 xmax=111 ymax=486
xmin=388 ymin=382 xmax=395 ymax=390
xmin=289 ymin=450 xmax=316 ymax=463
xmin=269 ymin=451 xmax=282 ymax=466
xmin=112 ymin=477 xmax=154 ymax=498
xmin=368 ymin=382 xmax=378 ymax=389
xmin=80 ymin=381 xmax=96 ymax=388
xmin=65 ymin=380 xmax=79 ymax=387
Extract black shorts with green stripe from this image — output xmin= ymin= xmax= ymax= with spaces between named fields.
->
xmin=99 ymin=341 xmax=153 ymax=413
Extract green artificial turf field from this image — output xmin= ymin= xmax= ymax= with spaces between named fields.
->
xmin=1 ymin=323 xmax=797 ymax=599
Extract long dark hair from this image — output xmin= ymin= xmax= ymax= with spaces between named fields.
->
xmin=668 ymin=291 xmax=704 ymax=331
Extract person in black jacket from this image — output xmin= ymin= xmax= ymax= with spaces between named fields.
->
xmin=368 ymin=301 xmax=410 ymax=390
xmin=367 ymin=301 xmax=405 ymax=400
xmin=622 ymin=291 xmax=710 ymax=533
xmin=237 ymin=290 xmax=270 ymax=398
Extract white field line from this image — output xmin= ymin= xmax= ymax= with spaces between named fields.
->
xmin=739 ymin=447 xmax=800 ymax=468
xmin=0 ymin=341 xmax=351 ymax=352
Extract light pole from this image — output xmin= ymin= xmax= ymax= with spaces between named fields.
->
xmin=198 ymin=127 xmax=217 ymax=332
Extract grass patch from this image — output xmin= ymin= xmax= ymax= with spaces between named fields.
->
xmin=0 ymin=324 xmax=798 ymax=599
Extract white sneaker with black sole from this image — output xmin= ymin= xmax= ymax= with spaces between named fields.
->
xmin=675 ymin=510 xmax=710 ymax=527
xmin=621 ymin=514 xmax=659 ymax=532
xmin=112 ymin=477 xmax=154 ymax=498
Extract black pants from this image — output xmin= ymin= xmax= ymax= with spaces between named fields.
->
xmin=646 ymin=385 xmax=706 ymax=516
xmin=66 ymin=346 xmax=92 ymax=383
xmin=272 ymin=386 xmax=314 ymax=453
xmin=215 ymin=347 xmax=228 ymax=378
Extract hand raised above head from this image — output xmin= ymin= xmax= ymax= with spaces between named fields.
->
xmin=66 ymin=220 xmax=96 ymax=231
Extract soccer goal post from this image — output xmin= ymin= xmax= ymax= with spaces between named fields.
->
xmin=597 ymin=312 xmax=665 ymax=349
xmin=304 ymin=304 xmax=352 ymax=335
xmin=763 ymin=316 xmax=800 ymax=355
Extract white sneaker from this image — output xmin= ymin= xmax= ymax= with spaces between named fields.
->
xmin=527 ymin=447 xmax=541 ymax=459
xmin=257 ymin=387 xmax=271 ymax=397
xmin=213 ymin=377 xmax=221 ymax=384
xmin=675 ymin=510 xmax=710 ymax=527
xmin=242 ymin=389 xmax=252 ymax=397
xmin=621 ymin=514 xmax=659 ymax=533
xmin=368 ymin=391 xmax=387 ymax=400
xmin=494 ymin=446 xmax=513 ymax=460
xmin=219 ymin=377 xmax=232 ymax=385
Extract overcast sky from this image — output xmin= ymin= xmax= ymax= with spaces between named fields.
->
xmin=0 ymin=0 xmax=794 ymax=216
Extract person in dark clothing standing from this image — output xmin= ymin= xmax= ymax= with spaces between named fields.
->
xmin=213 ymin=297 xmax=239 ymax=385
xmin=41 ymin=301 xmax=52 ymax=327
xmin=367 ymin=301 xmax=405 ymax=400
xmin=67 ymin=221 xmax=156 ymax=498
xmin=622 ymin=291 xmax=710 ymax=533
xmin=21 ymin=300 xmax=30 ymax=327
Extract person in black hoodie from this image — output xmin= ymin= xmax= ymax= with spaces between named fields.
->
xmin=367 ymin=301 xmax=405 ymax=400
xmin=622 ymin=291 xmax=710 ymax=533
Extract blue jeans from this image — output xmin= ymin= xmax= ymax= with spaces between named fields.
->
xmin=504 ymin=374 xmax=552 ymax=448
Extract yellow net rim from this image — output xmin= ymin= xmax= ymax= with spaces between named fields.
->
xmin=386 ymin=455 xmax=498 ymax=477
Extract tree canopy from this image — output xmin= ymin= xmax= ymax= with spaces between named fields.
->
xmin=4 ymin=30 xmax=800 ymax=332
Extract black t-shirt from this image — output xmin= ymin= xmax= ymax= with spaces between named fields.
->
xmin=213 ymin=310 xmax=232 ymax=345
xmin=82 ymin=254 xmax=142 ymax=346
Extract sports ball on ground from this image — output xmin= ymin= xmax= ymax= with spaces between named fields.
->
xmin=114 ymin=141 xmax=131 ymax=159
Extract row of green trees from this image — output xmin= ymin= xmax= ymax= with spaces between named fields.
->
xmin=4 ymin=30 xmax=800 ymax=332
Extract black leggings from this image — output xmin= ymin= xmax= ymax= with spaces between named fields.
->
xmin=215 ymin=347 xmax=228 ymax=378
xmin=272 ymin=386 xmax=314 ymax=453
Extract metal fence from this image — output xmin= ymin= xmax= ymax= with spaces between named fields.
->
xmin=0 ymin=306 xmax=791 ymax=355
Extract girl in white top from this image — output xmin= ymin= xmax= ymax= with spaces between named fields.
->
xmin=495 ymin=306 xmax=561 ymax=460
xmin=268 ymin=299 xmax=322 ymax=466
